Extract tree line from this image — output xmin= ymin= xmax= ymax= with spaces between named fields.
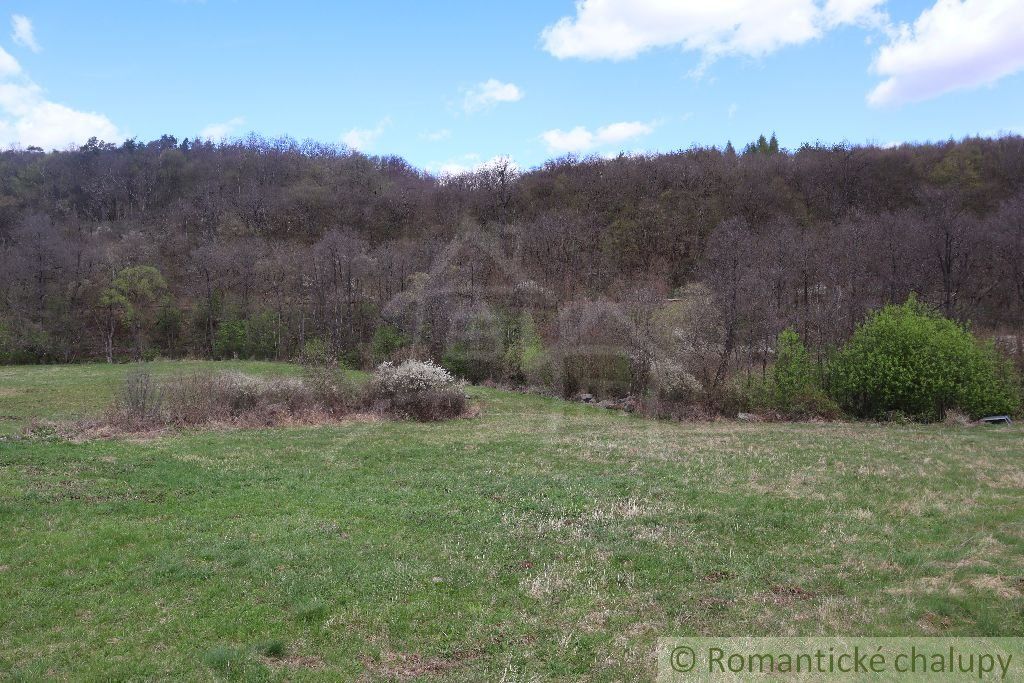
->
xmin=1 ymin=133 xmax=1022 ymax=396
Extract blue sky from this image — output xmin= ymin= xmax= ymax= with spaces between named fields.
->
xmin=1 ymin=1 xmax=1023 ymax=173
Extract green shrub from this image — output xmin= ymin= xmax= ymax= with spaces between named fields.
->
xmin=371 ymin=324 xmax=407 ymax=362
xmin=828 ymin=298 xmax=1020 ymax=421
xmin=746 ymin=329 xmax=838 ymax=418
xmin=213 ymin=319 xmax=246 ymax=359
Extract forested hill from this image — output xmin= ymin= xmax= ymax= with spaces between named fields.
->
xmin=1 ymin=134 xmax=1023 ymax=368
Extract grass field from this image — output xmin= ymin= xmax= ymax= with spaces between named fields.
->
xmin=1 ymin=361 xmax=1022 ymax=680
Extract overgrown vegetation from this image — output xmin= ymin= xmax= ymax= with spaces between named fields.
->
xmin=743 ymin=329 xmax=838 ymax=419
xmin=105 ymin=361 xmax=468 ymax=430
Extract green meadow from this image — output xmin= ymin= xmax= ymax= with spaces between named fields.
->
xmin=1 ymin=362 xmax=1022 ymax=680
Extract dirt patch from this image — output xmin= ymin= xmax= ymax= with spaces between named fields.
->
xmin=917 ymin=611 xmax=954 ymax=633
xmin=758 ymin=584 xmax=815 ymax=605
xmin=362 ymin=648 xmax=482 ymax=681
xmin=261 ymin=654 xmax=326 ymax=670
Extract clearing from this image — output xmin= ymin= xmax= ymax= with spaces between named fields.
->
xmin=1 ymin=361 xmax=1022 ymax=680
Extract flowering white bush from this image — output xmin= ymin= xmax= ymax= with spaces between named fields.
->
xmin=372 ymin=359 xmax=461 ymax=396
xmin=370 ymin=359 xmax=467 ymax=420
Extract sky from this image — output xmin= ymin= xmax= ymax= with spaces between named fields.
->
xmin=0 ymin=0 xmax=1023 ymax=174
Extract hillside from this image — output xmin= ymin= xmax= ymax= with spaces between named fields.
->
xmin=2 ymin=136 xmax=1023 ymax=373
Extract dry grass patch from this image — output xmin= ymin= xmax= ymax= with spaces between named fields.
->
xmin=362 ymin=648 xmax=483 ymax=681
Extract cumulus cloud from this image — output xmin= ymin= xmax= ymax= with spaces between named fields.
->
xmin=462 ymin=79 xmax=523 ymax=113
xmin=541 ymin=0 xmax=885 ymax=63
xmin=868 ymin=0 xmax=1024 ymax=107
xmin=342 ymin=117 xmax=391 ymax=150
xmin=541 ymin=120 xmax=655 ymax=154
xmin=0 ymin=46 xmax=20 ymax=77
xmin=200 ymin=116 xmax=246 ymax=140
xmin=0 ymin=82 xmax=121 ymax=150
xmin=0 ymin=49 xmax=121 ymax=150
xmin=11 ymin=15 xmax=40 ymax=52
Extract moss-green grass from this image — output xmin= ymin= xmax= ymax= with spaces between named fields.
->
xmin=1 ymin=361 xmax=1022 ymax=680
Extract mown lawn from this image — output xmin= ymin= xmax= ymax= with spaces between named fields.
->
xmin=1 ymin=361 xmax=1022 ymax=680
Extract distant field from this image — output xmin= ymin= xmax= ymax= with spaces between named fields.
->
xmin=1 ymin=362 xmax=1022 ymax=680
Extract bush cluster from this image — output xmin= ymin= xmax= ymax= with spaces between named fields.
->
xmin=369 ymin=360 xmax=467 ymax=421
xmin=108 ymin=370 xmax=346 ymax=429
xmin=108 ymin=361 xmax=469 ymax=430
xmin=732 ymin=300 xmax=1022 ymax=422
xmin=828 ymin=299 xmax=1020 ymax=421
xmin=108 ymin=297 xmax=1020 ymax=428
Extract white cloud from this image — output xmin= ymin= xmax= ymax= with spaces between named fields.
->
xmin=541 ymin=120 xmax=655 ymax=154
xmin=868 ymin=0 xmax=1024 ymax=107
xmin=823 ymin=0 xmax=888 ymax=28
xmin=462 ymin=79 xmax=523 ymax=113
xmin=0 ymin=82 xmax=120 ymax=149
xmin=541 ymin=0 xmax=885 ymax=63
xmin=0 ymin=46 xmax=20 ymax=77
xmin=199 ymin=116 xmax=245 ymax=140
xmin=0 ymin=49 xmax=120 ymax=150
xmin=727 ymin=103 xmax=738 ymax=119
xmin=342 ymin=117 xmax=391 ymax=150
xmin=11 ymin=15 xmax=40 ymax=52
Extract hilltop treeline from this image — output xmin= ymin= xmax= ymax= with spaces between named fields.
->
xmin=1 ymin=134 xmax=1023 ymax=394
